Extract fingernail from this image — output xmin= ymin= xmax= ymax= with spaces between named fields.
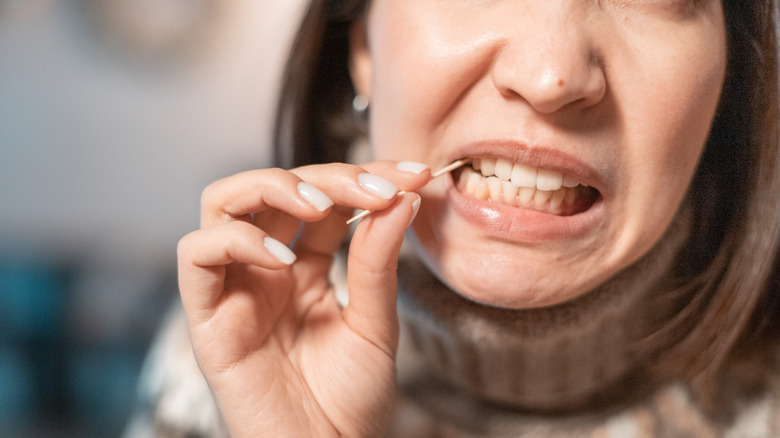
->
xmin=409 ymin=195 xmax=421 ymax=227
xmin=264 ymin=237 xmax=297 ymax=265
xmin=297 ymin=182 xmax=333 ymax=212
xmin=358 ymin=173 xmax=398 ymax=199
xmin=396 ymin=161 xmax=429 ymax=174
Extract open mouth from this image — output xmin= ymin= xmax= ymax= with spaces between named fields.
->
xmin=454 ymin=158 xmax=601 ymax=216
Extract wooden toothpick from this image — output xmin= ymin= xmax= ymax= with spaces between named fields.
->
xmin=346 ymin=159 xmax=470 ymax=225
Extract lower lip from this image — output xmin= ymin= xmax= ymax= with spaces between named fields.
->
xmin=445 ymin=176 xmax=605 ymax=242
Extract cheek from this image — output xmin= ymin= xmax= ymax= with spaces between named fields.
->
xmin=608 ymin=34 xmax=725 ymax=257
xmin=366 ymin=3 xmax=491 ymax=161
xmin=614 ymin=5 xmax=726 ymax=185
xmin=647 ymin=60 xmax=723 ymax=184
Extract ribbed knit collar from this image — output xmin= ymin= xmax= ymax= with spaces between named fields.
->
xmin=396 ymin=205 xmax=694 ymax=412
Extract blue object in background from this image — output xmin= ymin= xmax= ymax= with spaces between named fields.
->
xmin=0 ymin=261 xmax=63 ymax=337
xmin=0 ymin=255 xmax=170 ymax=438
xmin=68 ymin=345 xmax=143 ymax=436
xmin=0 ymin=347 xmax=36 ymax=436
xmin=0 ymin=257 xmax=69 ymax=437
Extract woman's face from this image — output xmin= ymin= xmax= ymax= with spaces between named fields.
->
xmin=350 ymin=0 xmax=726 ymax=308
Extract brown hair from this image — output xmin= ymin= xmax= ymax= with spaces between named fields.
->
xmin=274 ymin=0 xmax=368 ymax=168
xmin=668 ymin=0 xmax=780 ymax=386
xmin=274 ymin=0 xmax=780 ymax=383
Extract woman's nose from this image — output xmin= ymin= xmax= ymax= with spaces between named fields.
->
xmin=490 ymin=8 xmax=606 ymax=114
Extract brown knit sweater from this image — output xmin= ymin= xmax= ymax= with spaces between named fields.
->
xmin=124 ymin=210 xmax=780 ymax=437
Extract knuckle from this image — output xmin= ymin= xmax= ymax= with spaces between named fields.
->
xmin=349 ymin=251 xmax=398 ymax=276
xmin=296 ymin=162 xmax=366 ymax=177
xmin=199 ymin=179 xmax=223 ymax=210
xmin=177 ymin=232 xmax=196 ymax=261
xmin=222 ymin=221 xmax=247 ymax=245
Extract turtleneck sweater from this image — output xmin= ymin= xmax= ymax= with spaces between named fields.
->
xmin=394 ymin=204 xmax=691 ymax=411
xmin=388 ymin=205 xmax=780 ymax=437
xmin=125 ymin=203 xmax=780 ymax=437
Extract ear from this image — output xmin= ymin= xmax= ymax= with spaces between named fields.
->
xmin=349 ymin=16 xmax=372 ymax=100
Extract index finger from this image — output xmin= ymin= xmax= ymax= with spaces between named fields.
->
xmin=200 ymin=168 xmax=330 ymax=228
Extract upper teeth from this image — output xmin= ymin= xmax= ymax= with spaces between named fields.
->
xmin=473 ymin=158 xmax=581 ymax=191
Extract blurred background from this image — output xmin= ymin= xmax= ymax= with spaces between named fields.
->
xmin=0 ymin=0 xmax=305 ymax=436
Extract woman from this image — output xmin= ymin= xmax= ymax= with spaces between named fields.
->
xmin=145 ymin=0 xmax=780 ymax=436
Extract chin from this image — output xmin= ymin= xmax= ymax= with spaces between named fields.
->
xmin=451 ymin=272 xmax=594 ymax=310
xmin=412 ymin=240 xmax=602 ymax=309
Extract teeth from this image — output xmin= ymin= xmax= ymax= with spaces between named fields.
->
xmin=486 ymin=176 xmax=502 ymax=200
xmin=564 ymin=186 xmax=576 ymax=204
xmin=502 ymin=180 xmax=518 ymax=203
xmin=563 ymin=175 xmax=579 ymax=188
xmin=494 ymin=159 xmax=513 ymax=180
xmin=466 ymin=171 xmax=480 ymax=193
xmin=518 ymin=187 xmax=536 ymax=205
xmin=550 ymin=188 xmax=566 ymax=212
xmin=510 ymin=163 xmax=538 ymax=188
xmin=534 ymin=189 xmax=553 ymax=209
xmin=536 ymin=169 xmax=563 ymax=191
xmin=475 ymin=178 xmax=489 ymax=200
xmin=480 ymin=158 xmax=496 ymax=177
xmin=472 ymin=158 xmax=582 ymax=191
xmin=457 ymin=163 xmax=587 ymax=214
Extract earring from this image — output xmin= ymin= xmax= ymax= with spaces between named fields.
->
xmin=352 ymin=94 xmax=370 ymax=114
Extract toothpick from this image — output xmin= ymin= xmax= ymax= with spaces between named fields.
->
xmin=346 ymin=159 xmax=471 ymax=225
xmin=431 ymin=158 xmax=472 ymax=179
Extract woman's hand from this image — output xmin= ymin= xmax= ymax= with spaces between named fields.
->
xmin=177 ymin=161 xmax=430 ymax=438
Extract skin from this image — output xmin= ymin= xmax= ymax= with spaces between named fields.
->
xmin=351 ymin=0 xmax=727 ymax=307
xmin=179 ymin=161 xmax=428 ymax=437
xmin=178 ymin=0 xmax=727 ymax=435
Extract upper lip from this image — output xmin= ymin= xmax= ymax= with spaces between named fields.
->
xmin=446 ymin=140 xmax=609 ymax=195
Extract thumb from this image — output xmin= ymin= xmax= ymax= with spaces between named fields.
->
xmin=342 ymin=192 xmax=421 ymax=355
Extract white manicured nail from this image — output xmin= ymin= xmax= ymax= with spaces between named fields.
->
xmin=409 ymin=195 xmax=421 ymax=227
xmin=396 ymin=161 xmax=429 ymax=174
xmin=358 ymin=173 xmax=398 ymax=199
xmin=264 ymin=237 xmax=296 ymax=265
xmin=297 ymin=182 xmax=333 ymax=212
